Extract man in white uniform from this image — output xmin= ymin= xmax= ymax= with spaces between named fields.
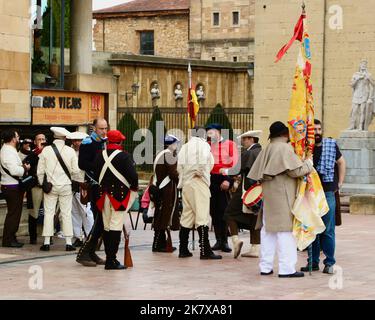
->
xmin=37 ymin=127 xmax=84 ymax=252
xmin=177 ymin=127 xmax=222 ymax=260
xmin=69 ymin=131 xmax=94 ymax=247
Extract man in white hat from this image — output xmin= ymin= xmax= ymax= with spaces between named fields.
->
xmin=68 ymin=131 xmax=94 ymax=247
xmin=37 ymin=127 xmax=84 ymax=251
xmin=224 ymin=130 xmax=262 ymax=258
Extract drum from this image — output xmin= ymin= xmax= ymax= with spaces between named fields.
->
xmin=242 ymin=183 xmax=263 ymax=213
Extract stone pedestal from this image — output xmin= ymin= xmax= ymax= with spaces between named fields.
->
xmin=337 ymin=131 xmax=375 ymax=195
xmin=350 ymin=195 xmax=375 ymax=215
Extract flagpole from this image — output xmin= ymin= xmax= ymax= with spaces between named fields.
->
xmin=188 ymin=63 xmax=193 ymax=129
xmin=301 ymin=0 xmax=312 ymax=276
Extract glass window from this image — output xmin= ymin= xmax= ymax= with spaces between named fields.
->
xmin=232 ymin=11 xmax=239 ymax=26
xmin=233 ymin=56 xmax=238 ymax=62
xmin=140 ymin=31 xmax=154 ymax=55
xmin=31 ymin=0 xmax=69 ymax=88
xmin=213 ymin=12 xmax=220 ymax=26
xmin=212 ymin=57 xmax=216 ymax=61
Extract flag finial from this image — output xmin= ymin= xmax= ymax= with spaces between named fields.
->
xmin=302 ymin=2 xmax=306 ymax=13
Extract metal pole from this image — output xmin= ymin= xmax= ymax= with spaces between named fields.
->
xmin=308 ymin=244 xmax=313 ymax=276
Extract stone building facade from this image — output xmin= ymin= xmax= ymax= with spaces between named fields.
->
xmin=93 ymin=0 xmax=255 ymax=63
xmin=93 ymin=0 xmax=190 ymax=58
xmin=189 ymin=0 xmax=255 ymax=62
xmin=110 ymin=54 xmax=253 ymax=110
xmin=254 ymin=0 xmax=375 ymax=143
xmin=0 ymin=0 xmax=31 ymax=124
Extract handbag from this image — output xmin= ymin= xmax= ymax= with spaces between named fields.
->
xmin=0 ymin=163 xmax=36 ymax=192
xmin=42 ymin=173 xmax=52 ymax=194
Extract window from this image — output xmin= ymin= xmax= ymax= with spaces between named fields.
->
xmin=140 ymin=31 xmax=154 ymax=55
xmin=212 ymin=57 xmax=216 ymax=61
xmin=233 ymin=56 xmax=238 ymax=62
xmin=212 ymin=12 xmax=220 ymax=26
xmin=232 ymin=11 xmax=240 ymax=26
xmin=31 ymin=0 xmax=70 ymax=88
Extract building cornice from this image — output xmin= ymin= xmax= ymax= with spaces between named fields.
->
xmin=108 ymin=54 xmax=254 ymax=72
xmin=93 ymin=10 xmax=189 ymax=19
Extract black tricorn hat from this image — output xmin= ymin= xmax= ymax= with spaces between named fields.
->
xmin=269 ymin=121 xmax=289 ymax=139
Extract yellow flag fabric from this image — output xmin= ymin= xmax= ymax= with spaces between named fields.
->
xmin=287 ymin=15 xmax=329 ymax=251
xmin=188 ymin=88 xmax=200 ymax=128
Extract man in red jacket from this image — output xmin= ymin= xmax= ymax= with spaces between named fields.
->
xmin=206 ymin=124 xmax=239 ymax=252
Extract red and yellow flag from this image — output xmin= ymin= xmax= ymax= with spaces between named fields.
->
xmin=276 ymin=10 xmax=328 ymax=250
xmin=188 ymin=86 xmax=199 ymax=128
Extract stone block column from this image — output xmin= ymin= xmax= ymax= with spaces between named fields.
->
xmin=70 ymin=0 xmax=93 ymax=74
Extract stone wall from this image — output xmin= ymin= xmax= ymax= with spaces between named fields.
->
xmin=93 ymin=14 xmax=189 ymax=59
xmin=0 ymin=0 xmax=31 ymax=123
xmin=189 ymin=0 xmax=255 ymax=62
xmin=254 ymin=0 xmax=375 ymax=144
xmin=109 ymin=54 xmax=253 ymax=110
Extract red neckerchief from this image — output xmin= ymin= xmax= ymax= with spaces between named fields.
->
xmin=107 ymin=143 xmax=123 ymax=151
xmin=33 ymin=147 xmax=43 ymax=155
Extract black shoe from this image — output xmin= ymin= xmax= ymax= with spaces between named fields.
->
xmin=260 ymin=270 xmax=274 ymax=276
xmin=221 ymin=242 xmax=232 ymax=253
xmin=73 ymin=239 xmax=83 ymax=247
xmin=179 ymin=251 xmax=193 ymax=258
xmin=323 ymin=265 xmax=335 ymax=274
xmin=3 ymin=241 xmax=24 ymax=248
xmin=105 ymin=260 xmax=126 ymax=270
xmin=279 ymin=272 xmax=305 ymax=278
xmin=66 ymin=245 xmax=76 ymax=252
xmin=211 ymin=241 xmax=222 ymax=251
xmin=40 ymin=244 xmax=50 ymax=251
xmin=301 ymin=264 xmax=320 ymax=272
xmin=200 ymin=253 xmax=222 ymax=260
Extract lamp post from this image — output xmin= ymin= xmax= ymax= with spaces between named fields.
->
xmin=125 ymin=83 xmax=140 ymax=108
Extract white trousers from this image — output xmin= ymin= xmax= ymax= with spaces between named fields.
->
xmin=31 ymin=187 xmax=43 ymax=219
xmin=72 ymin=192 xmax=94 ymax=239
xmin=180 ymin=178 xmax=210 ymax=229
xmin=42 ymin=185 xmax=73 ymax=237
xmin=259 ymin=215 xmax=297 ymax=275
xmin=103 ymin=196 xmax=125 ymax=232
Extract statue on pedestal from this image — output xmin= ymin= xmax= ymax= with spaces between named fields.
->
xmin=348 ymin=60 xmax=375 ymax=131
xmin=150 ymin=82 xmax=160 ymax=108
xmin=174 ymin=84 xmax=183 ymax=108
xmin=196 ymin=84 xmax=206 ymax=107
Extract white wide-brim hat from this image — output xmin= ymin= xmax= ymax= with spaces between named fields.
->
xmin=50 ymin=127 xmax=71 ymax=138
xmin=237 ymin=130 xmax=263 ymax=139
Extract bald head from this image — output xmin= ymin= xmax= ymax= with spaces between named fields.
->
xmin=93 ymin=118 xmax=108 ymax=139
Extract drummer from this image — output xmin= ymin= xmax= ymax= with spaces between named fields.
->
xmin=224 ymin=130 xmax=262 ymax=259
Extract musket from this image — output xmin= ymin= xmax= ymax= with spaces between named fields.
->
xmin=123 ymin=225 xmax=133 ymax=268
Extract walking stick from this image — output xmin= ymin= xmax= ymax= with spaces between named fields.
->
xmin=123 ymin=225 xmax=133 ymax=268
xmin=166 ymin=228 xmax=174 ymax=252
xmin=308 ymin=244 xmax=312 ymax=276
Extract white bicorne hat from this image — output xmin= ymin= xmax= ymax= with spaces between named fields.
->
xmin=50 ymin=127 xmax=71 ymax=138
xmin=237 ymin=130 xmax=263 ymax=139
xmin=68 ymin=131 xmax=89 ymax=140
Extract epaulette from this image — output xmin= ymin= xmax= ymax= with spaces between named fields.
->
xmin=81 ymin=137 xmax=92 ymax=145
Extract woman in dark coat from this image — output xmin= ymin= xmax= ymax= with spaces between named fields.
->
xmin=152 ymin=135 xmax=180 ymax=252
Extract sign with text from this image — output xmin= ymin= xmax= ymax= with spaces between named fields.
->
xmin=32 ymin=90 xmax=105 ymax=125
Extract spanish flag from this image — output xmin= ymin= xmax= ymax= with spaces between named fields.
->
xmin=276 ymin=9 xmax=328 ymax=250
xmin=187 ymin=86 xmax=199 ymax=129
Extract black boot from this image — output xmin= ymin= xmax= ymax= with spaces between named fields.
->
xmin=221 ymin=235 xmax=232 ymax=253
xmin=179 ymin=227 xmax=193 ymax=258
xmin=211 ymin=225 xmax=222 ymax=250
xmin=105 ymin=231 xmax=126 ymax=270
xmin=76 ymin=238 xmax=98 ymax=267
xmin=152 ymin=230 xmax=169 ymax=252
xmin=197 ymin=226 xmax=222 ymax=260
xmin=28 ymin=215 xmax=38 ymax=245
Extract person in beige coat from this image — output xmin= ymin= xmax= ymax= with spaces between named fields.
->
xmin=248 ymin=121 xmax=314 ymax=278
